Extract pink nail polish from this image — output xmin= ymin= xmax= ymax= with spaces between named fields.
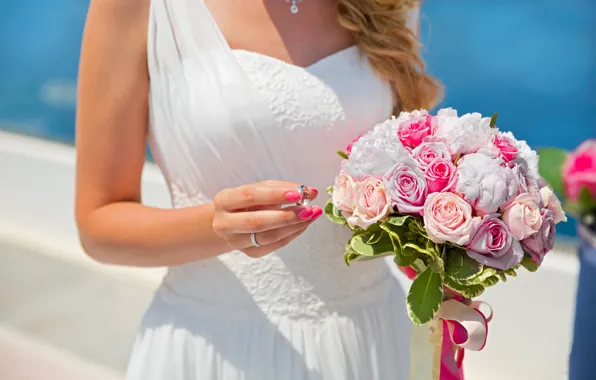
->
xmin=310 ymin=188 xmax=319 ymax=199
xmin=285 ymin=191 xmax=301 ymax=203
xmin=310 ymin=207 xmax=323 ymax=220
xmin=298 ymin=208 xmax=313 ymax=220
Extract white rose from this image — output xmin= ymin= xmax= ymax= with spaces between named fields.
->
xmin=434 ymin=109 xmax=496 ymax=156
xmin=345 ymin=119 xmax=414 ymax=179
xmin=455 ymin=152 xmax=519 ymax=215
xmin=539 ymin=186 xmax=568 ymax=224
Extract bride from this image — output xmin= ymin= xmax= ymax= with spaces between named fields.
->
xmin=75 ymin=0 xmax=442 ymax=378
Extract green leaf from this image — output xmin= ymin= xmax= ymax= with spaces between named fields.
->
xmin=576 ymin=186 xmax=596 ymax=217
xmin=482 ymin=275 xmax=500 ymax=288
xmin=521 ymin=256 xmax=540 ymax=272
xmin=489 ymin=112 xmax=499 ymax=128
xmin=344 ymin=250 xmax=391 ymax=266
xmin=407 ymin=266 xmax=444 ymax=325
xmin=445 ymin=248 xmax=483 ymax=281
xmin=326 ymin=186 xmax=334 ymax=195
xmin=337 ymin=151 xmax=349 ymax=160
xmin=497 ymin=272 xmax=507 ymax=282
xmin=323 ymin=200 xmax=347 ymax=225
xmin=386 ymin=215 xmax=412 ymax=227
xmin=429 ymin=256 xmax=445 ymax=274
xmin=350 ymin=232 xmax=394 ymax=257
xmin=366 ymin=231 xmax=384 ymax=245
xmin=444 ymin=276 xmax=486 ymax=298
xmin=503 ymin=268 xmax=518 ymax=277
xmin=538 ymin=147 xmax=568 ymax=197
xmin=380 ymin=223 xmax=423 ymax=266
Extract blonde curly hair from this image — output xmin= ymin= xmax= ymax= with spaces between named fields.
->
xmin=337 ymin=0 xmax=443 ymax=112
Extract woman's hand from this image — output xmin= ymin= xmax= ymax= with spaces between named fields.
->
xmin=212 ymin=181 xmax=321 ymax=258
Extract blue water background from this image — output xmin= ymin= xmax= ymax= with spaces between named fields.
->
xmin=1 ymin=1 xmax=594 ymax=236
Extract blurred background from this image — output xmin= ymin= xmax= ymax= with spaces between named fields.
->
xmin=0 ymin=1 xmax=593 ymax=379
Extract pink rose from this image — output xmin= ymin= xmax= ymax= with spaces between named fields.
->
xmin=501 ymin=193 xmax=543 ymax=240
xmin=411 ymin=142 xmax=452 ymax=171
xmin=425 ymin=158 xmax=457 ymax=193
xmin=332 ymin=173 xmax=358 ymax=214
xmin=383 ymin=161 xmax=428 ymax=215
xmin=397 ymin=114 xmax=438 ymax=149
xmin=347 ymin=178 xmax=391 ymax=230
xmin=521 ymin=208 xmax=556 ymax=265
xmin=465 ymin=214 xmax=524 ymax=270
xmin=346 ymin=134 xmax=362 ymax=156
xmin=563 ymin=139 xmax=596 ymax=200
xmin=539 ymin=186 xmax=567 ymax=224
xmin=493 ymin=133 xmax=519 ymax=163
xmin=422 ymin=192 xmax=478 ymax=245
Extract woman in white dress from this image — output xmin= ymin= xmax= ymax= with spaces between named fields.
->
xmin=75 ymin=0 xmax=442 ymax=379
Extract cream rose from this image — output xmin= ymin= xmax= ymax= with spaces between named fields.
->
xmin=539 ymin=186 xmax=568 ymax=224
xmin=422 ymin=192 xmax=478 ymax=245
xmin=501 ymin=193 xmax=543 ymax=240
xmin=347 ymin=178 xmax=391 ymax=230
xmin=332 ymin=173 xmax=358 ymax=214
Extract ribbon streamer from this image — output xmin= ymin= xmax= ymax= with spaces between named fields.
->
xmin=409 ymin=299 xmax=492 ymax=380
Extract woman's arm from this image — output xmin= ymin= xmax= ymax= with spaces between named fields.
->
xmin=75 ymin=0 xmax=226 ymax=266
xmin=75 ymin=0 xmax=320 ymax=267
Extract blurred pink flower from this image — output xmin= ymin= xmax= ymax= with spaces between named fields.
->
xmin=563 ymin=139 xmax=596 ymax=200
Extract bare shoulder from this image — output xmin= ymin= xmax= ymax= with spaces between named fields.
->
xmin=85 ymin=0 xmax=150 ymax=44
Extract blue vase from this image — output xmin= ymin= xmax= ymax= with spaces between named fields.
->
xmin=569 ymin=235 xmax=596 ymax=380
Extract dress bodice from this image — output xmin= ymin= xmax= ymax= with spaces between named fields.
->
xmin=147 ymin=0 xmax=403 ymax=320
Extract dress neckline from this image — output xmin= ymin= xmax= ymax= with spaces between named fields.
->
xmin=232 ymin=46 xmax=359 ymax=72
xmin=200 ymin=0 xmax=358 ymax=70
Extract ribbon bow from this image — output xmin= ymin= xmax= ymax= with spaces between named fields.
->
xmin=410 ymin=299 xmax=493 ymax=380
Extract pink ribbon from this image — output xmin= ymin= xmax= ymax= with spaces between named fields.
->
xmin=398 ymin=265 xmax=492 ymax=380
xmin=435 ymin=299 xmax=493 ymax=380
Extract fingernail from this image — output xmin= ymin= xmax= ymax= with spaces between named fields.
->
xmin=310 ymin=188 xmax=319 ymax=198
xmin=285 ymin=191 xmax=301 ymax=203
xmin=310 ymin=206 xmax=323 ymax=220
xmin=298 ymin=208 xmax=313 ymax=220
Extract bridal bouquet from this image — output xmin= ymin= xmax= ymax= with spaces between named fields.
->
xmin=325 ymin=108 xmax=567 ymax=326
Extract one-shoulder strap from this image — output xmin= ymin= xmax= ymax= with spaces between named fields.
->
xmin=146 ymin=0 xmax=288 ymax=193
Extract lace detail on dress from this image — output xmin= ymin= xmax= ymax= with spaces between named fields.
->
xmin=233 ymin=50 xmax=346 ymax=133
xmin=164 ymin=184 xmax=392 ymax=321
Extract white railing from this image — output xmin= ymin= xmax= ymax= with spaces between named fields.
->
xmin=0 ymin=131 xmax=578 ymax=380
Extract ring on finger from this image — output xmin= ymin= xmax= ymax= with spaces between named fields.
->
xmin=296 ymin=185 xmax=310 ymax=206
xmin=250 ymin=232 xmax=261 ymax=247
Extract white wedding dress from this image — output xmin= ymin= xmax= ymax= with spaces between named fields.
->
xmin=126 ymin=1 xmax=421 ymax=379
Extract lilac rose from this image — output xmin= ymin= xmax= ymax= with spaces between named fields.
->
xmin=383 ymin=161 xmax=428 ymax=214
xmin=465 ymin=214 xmax=524 ymax=270
xmin=521 ymin=208 xmax=556 ymax=265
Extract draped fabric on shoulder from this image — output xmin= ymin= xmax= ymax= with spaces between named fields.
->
xmin=147 ymin=0 xmax=289 ymax=198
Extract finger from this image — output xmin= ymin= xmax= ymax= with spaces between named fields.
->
xmin=264 ymin=181 xmax=320 ymax=204
xmin=237 ymin=219 xmax=315 ymax=248
xmin=243 ymin=225 xmax=309 ymax=258
xmin=215 ymin=182 xmax=318 ymax=211
xmin=224 ymin=205 xmax=317 ymax=234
